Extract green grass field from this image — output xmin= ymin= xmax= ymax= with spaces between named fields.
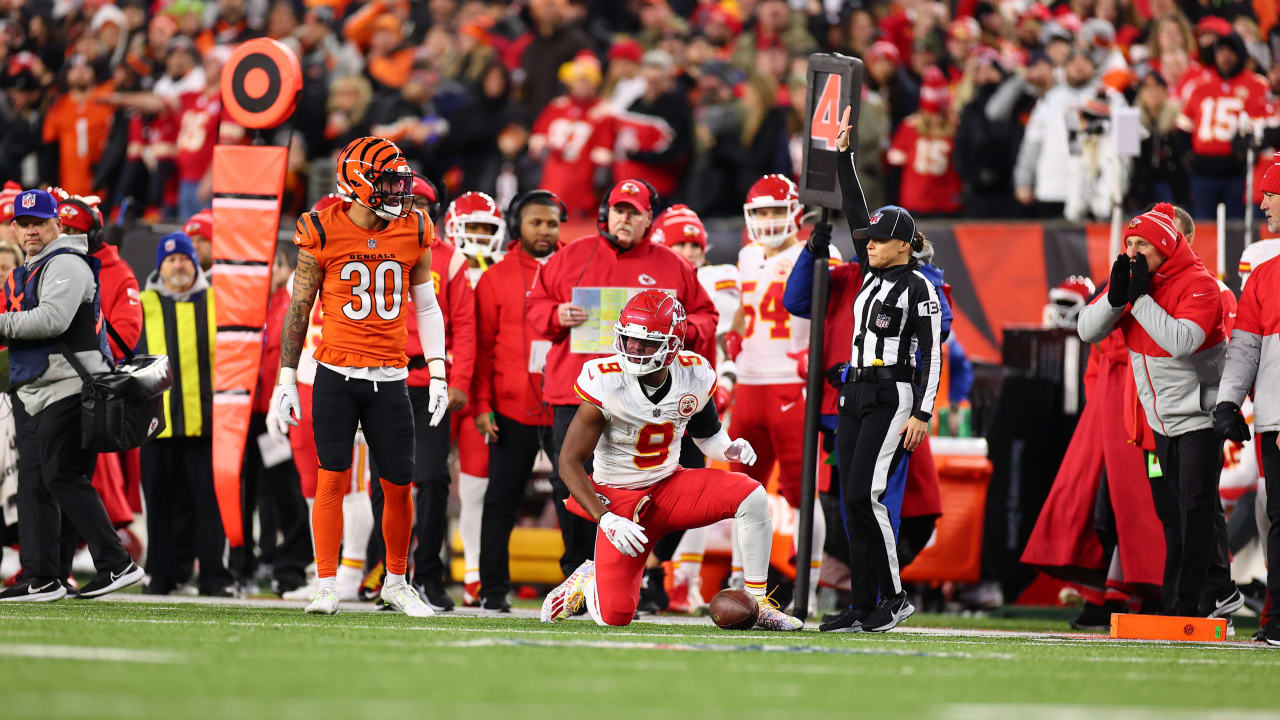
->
xmin=2 ymin=599 xmax=1278 ymax=720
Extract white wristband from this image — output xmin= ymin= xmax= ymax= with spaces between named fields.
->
xmin=279 ymin=367 xmax=297 ymax=385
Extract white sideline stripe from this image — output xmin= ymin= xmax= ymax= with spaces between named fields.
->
xmin=439 ymin=637 xmax=1012 ymax=660
xmin=0 ymin=643 xmax=183 ymax=663
xmin=211 ymin=198 xmax=279 ymax=211
xmin=212 ymin=264 xmax=269 ymax=277
xmin=217 ymin=331 xmax=261 ymax=343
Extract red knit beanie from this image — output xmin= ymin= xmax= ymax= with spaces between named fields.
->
xmin=1124 ymin=202 xmax=1182 ymax=258
xmin=1261 ymin=160 xmax=1280 ymax=196
xmin=919 ymin=66 xmax=950 ymax=114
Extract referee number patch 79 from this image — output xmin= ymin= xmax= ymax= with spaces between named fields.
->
xmin=917 ymin=300 xmax=940 ymax=316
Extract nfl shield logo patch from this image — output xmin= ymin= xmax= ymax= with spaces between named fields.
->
xmin=875 ymin=314 xmax=891 ymax=329
xmin=20 ymin=193 xmax=36 ymax=209
xmin=368 ymin=237 xmax=377 ymax=249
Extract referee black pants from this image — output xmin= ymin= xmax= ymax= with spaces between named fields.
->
xmin=1149 ymin=429 xmax=1222 ymax=616
xmin=835 ymin=379 xmax=913 ymax=611
xmin=1260 ymin=432 xmax=1280 ymax=632
xmin=479 ymin=413 xmax=555 ymax=603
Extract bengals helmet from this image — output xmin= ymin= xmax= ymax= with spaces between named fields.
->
xmin=743 ymin=174 xmax=801 ymax=247
xmin=654 ymin=204 xmax=706 ymax=250
xmin=613 ymin=289 xmax=687 ymax=375
xmin=334 ymin=136 xmax=414 ymax=221
xmin=444 ymin=191 xmax=505 ymax=260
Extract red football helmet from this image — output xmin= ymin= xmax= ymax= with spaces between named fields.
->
xmin=613 ymin=289 xmax=687 ymax=374
xmin=1042 ymin=275 xmax=1096 ymax=329
xmin=334 ymin=136 xmax=414 ymax=221
xmin=654 ymin=204 xmax=706 ymax=250
xmin=444 ymin=191 xmax=506 ymax=260
xmin=311 ymin=194 xmax=345 ymax=213
xmin=743 ymin=174 xmax=801 ymax=247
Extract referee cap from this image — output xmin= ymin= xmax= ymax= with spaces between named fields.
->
xmin=853 ymin=206 xmax=915 ymax=244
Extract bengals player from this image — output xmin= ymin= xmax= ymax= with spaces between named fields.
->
xmin=269 ymin=137 xmax=448 ymax=618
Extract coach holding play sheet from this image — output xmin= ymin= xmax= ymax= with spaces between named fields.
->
xmin=1078 ymin=203 xmax=1226 ymax=618
xmin=0 ymin=189 xmax=142 ymax=602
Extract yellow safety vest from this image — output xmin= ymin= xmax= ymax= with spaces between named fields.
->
xmin=140 ymin=287 xmax=216 ymax=438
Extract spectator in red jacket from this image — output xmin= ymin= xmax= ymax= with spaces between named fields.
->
xmin=527 ymin=178 xmax=717 ymax=576
xmin=392 ymin=238 xmax=476 ymax=610
xmin=474 ymin=189 xmax=563 ymax=612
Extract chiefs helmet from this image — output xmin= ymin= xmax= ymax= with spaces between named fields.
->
xmin=654 ymin=204 xmax=706 ymax=250
xmin=334 ymin=136 xmax=414 ymax=221
xmin=1042 ymin=275 xmax=1096 ymax=329
xmin=311 ymin=193 xmax=345 ymax=213
xmin=444 ymin=191 xmax=505 ymax=260
xmin=743 ymin=174 xmax=801 ymax=247
xmin=613 ymin=289 xmax=687 ymax=375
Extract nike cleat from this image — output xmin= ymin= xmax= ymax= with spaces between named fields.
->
xmin=381 ymin=580 xmax=433 ymax=618
xmin=754 ymin=593 xmax=803 ymax=631
xmin=304 ymin=587 xmax=339 ymax=615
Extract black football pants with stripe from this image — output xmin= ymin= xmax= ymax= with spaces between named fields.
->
xmin=836 ymin=379 xmax=913 ymax=611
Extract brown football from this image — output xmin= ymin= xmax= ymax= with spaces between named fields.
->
xmin=710 ymin=588 xmax=759 ymax=630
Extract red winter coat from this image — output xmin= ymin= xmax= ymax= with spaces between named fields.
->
xmin=405 ymin=241 xmax=476 ymax=394
xmin=474 ymin=245 xmax=554 ymax=425
xmin=527 ymin=234 xmax=718 ymax=406
xmin=94 ymin=244 xmax=141 ymax=360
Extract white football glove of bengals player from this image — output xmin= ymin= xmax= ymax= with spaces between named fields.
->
xmin=724 ymin=438 xmax=757 ymax=466
xmin=426 ymin=377 xmax=449 ymax=427
xmin=599 ymin=512 xmax=648 ymax=557
xmin=267 ymin=368 xmax=301 ymax=441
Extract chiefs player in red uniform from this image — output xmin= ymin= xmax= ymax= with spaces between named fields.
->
xmin=269 ymin=136 xmax=449 ymax=618
xmin=530 ymin=54 xmax=611 ymax=219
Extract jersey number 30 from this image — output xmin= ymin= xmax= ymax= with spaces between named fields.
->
xmin=634 ymin=422 xmax=674 ymax=470
xmin=341 ymin=260 xmax=403 ymax=321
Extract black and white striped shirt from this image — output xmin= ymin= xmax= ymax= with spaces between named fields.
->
xmin=849 ymin=262 xmax=943 ymax=420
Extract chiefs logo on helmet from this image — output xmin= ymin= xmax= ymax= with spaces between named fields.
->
xmin=613 ymin=289 xmax=687 ymax=375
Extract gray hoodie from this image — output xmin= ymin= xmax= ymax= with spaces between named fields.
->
xmin=0 ymin=234 xmax=112 ymax=414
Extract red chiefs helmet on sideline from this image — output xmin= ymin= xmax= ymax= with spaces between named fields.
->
xmin=1042 ymin=275 xmax=1096 ymax=329
xmin=57 ymin=197 xmax=104 ymax=235
xmin=653 ymin=204 xmax=706 ymax=250
xmin=0 ymin=181 xmax=22 ymax=224
xmin=311 ymin=193 xmax=345 ymax=213
xmin=613 ymin=289 xmax=687 ymax=374
xmin=444 ymin=191 xmax=506 ymax=260
xmin=743 ymin=174 xmax=801 ymax=248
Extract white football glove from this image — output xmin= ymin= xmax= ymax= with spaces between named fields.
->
xmin=599 ymin=511 xmax=649 ymax=557
xmin=724 ymin=438 xmax=757 ymax=466
xmin=427 ymin=377 xmax=449 ymax=427
xmin=268 ymin=368 xmax=301 ymax=440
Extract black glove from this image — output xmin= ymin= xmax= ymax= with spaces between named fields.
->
xmin=1128 ymin=253 xmax=1150 ymax=305
xmin=825 ymin=362 xmax=847 ymax=389
xmin=1107 ymin=254 xmax=1130 ymax=307
xmin=808 ymin=221 xmax=833 ymax=254
xmin=1213 ymin=402 xmax=1251 ymax=443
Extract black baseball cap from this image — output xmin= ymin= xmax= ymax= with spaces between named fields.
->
xmin=853 ymin=206 xmax=916 ymax=243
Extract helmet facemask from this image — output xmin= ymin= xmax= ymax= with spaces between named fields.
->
xmin=613 ymin=321 xmax=681 ymax=375
xmin=744 ymin=202 xmax=799 ymax=247
xmin=448 ymin=218 xmax=506 ymax=260
xmin=366 ymin=167 xmax=413 ymax=221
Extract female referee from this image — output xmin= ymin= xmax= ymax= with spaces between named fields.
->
xmin=817 ymin=107 xmax=943 ymax=633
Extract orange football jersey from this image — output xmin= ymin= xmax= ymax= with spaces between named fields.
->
xmin=294 ymin=202 xmax=434 ymax=368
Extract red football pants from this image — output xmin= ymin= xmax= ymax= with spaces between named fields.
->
xmin=728 ymin=382 xmax=806 ymax=506
xmin=565 ymin=467 xmax=759 ymax=626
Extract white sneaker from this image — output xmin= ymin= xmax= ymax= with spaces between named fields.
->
xmin=305 ymin=587 xmax=339 ymax=615
xmin=336 ymin=564 xmax=363 ymax=601
xmin=753 ymin=594 xmax=803 ymax=631
xmin=381 ymin=579 xmax=433 ymax=618
xmin=541 ymin=560 xmax=594 ymax=623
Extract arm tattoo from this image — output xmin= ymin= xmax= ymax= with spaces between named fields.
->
xmin=279 ymin=250 xmax=322 ymax=371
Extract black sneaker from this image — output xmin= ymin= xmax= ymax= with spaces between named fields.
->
xmin=636 ymin=567 xmax=667 ymax=614
xmin=480 ymin=595 xmax=511 ymax=614
xmin=415 ymin=581 xmax=455 ymax=612
xmin=1259 ymin=626 xmax=1280 ymax=646
xmin=860 ymin=591 xmax=915 ymax=633
xmin=819 ymin=606 xmax=871 ymax=633
xmin=1239 ymin=580 xmax=1266 ymax=613
xmin=61 ymin=579 xmax=78 ymax=598
xmin=78 ymin=561 xmax=144 ymax=598
xmin=1208 ymin=585 xmax=1244 ymax=619
xmin=0 ymin=577 xmax=67 ymax=602
xmin=1070 ymin=602 xmax=1116 ymax=632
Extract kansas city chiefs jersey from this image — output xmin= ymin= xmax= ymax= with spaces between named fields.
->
xmin=697 ymin=263 xmax=739 ymax=337
xmin=737 ymin=242 xmax=841 ymax=385
xmin=573 ymin=352 xmax=718 ymax=489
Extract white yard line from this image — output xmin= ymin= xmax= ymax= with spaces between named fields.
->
xmin=0 ymin=643 xmax=183 ymax=663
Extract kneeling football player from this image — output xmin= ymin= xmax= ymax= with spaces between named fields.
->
xmin=541 ymin=290 xmax=802 ymax=630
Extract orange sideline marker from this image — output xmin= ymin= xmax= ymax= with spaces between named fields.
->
xmin=1109 ymin=613 xmax=1228 ymax=642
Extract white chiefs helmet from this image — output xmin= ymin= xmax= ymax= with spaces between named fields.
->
xmin=743 ymin=174 xmax=802 ymax=247
xmin=444 ymin=191 xmax=506 ymax=260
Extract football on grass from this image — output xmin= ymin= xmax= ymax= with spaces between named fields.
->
xmin=710 ymin=588 xmax=759 ymax=630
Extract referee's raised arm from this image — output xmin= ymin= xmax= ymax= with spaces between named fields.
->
xmin=833 ymin=105 xmax=871 ymax=274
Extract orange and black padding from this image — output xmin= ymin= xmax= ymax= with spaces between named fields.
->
xmin=220 ymin=38 xmax=302 ymax=130
xmin=210 ymin=144 xmax=290 ymax=546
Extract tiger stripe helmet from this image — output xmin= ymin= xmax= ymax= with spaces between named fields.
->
xmin=334 ymin=136 xmax=414 ymax=221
